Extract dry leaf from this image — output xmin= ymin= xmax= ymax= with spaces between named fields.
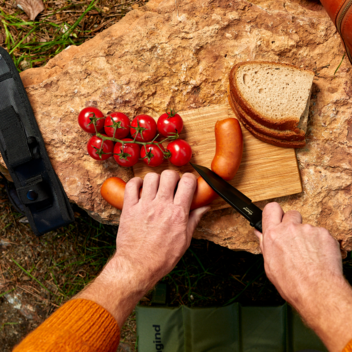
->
xmin=0 ymin=33 xmax=3 ymax=44
xmin=16 ymin=0 xmax=44 ymax=21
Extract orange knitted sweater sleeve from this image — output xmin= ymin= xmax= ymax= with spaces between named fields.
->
xmin=344 ymin=340 xmax=352 ymax=352
xmin=12 ymin=298 xmax=120 ymax=352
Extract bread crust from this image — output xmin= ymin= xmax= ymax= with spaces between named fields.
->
xmin=227 ymin=88 xmax=306 ymax=148
xmin=229 ymin=61 xmax=314 ymax=132
xmin=229 ymin=88 xmax=306 ymax=141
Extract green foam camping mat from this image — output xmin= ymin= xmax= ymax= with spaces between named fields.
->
xmin=136 ymin=303 xmax=327 ymax=352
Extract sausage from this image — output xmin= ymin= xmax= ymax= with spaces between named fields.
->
xmin=101 ymin=117 xmax=243 ymax=210
xmin=211 ymin=118 xmax=243 ymax=180
xmin=100 ymin=177 xmax=126 ymax=210
xmin=190 ymin=177 xmax=218 ymax=210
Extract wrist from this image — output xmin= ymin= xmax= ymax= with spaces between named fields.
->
xmin=76 ymin=255 xmax=151 ymax=327
xmin=292 ymin=272 xmax=347 ymax=313
xmin=293 ymin=273 xmax=352 ymax=352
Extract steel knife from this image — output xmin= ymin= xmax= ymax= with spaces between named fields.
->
xmin=190 ymin=163 xmax=263 ymax=232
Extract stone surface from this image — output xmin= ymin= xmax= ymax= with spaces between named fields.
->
xmin=6 ymin=0 xmax=352 ymax=253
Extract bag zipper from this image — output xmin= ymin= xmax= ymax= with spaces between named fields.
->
xmin=336 ymin=0 xmax=352 ymax=63
xmin=337 ymin=0 xmax=352 ymax=34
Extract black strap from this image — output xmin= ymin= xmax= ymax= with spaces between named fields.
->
xmin=0 ymin=72 xmax=11 ymax=82
xmin=0 ymin=48 xmax=74 ymax=236
xmin=17 ymin=175 xmax=50 ymax=205
xmin=0 ymin=106 xmax=32 ymax=167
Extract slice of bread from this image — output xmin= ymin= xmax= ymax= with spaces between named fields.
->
xmin=228 ymin=86 xmax=308 ymax=142
xmin=229 ymin=61 xmax=314 ymax=132
xmin=227 ymin=89 xmax=306 ymax=148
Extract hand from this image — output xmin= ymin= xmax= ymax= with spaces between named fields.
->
xmin=77 ymin=170 xmax=209 ymax=327
xmin=255 ymin=202 xmax=352 ymax=352
xmin=115 ymin=170 xmax=209 ymax=288
xmin=255 ymin=202 xmax=342 ymax=306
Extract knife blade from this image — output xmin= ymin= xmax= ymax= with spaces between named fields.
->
xmin=190 ymin=163 xmax=262 ymax=232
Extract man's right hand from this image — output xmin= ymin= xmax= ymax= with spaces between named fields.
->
xmin=255 ymin=202 xmax=352 ymax=352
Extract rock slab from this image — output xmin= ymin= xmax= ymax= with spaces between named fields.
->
xmin=7 ymin=0 xmax=352 ymax=254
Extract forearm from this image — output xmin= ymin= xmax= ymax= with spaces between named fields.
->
xmin=76 ymin=254 xmax=153 ymax=327
xmin=291 ymin=273 xmax=352 ymax=352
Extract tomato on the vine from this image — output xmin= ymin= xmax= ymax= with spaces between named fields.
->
xmin=166 ymin=139 xmax=192 ymax=166
xmin=78 ymin=107 xmax=105 ymax=133
xmin=157 ymin=110 xmax=183 ymax=138
xmin=113 ymin=138 xmax=140 ymax=167
xmin=130 ymin=115 xmax=157 ymax=142
xmin=140 ymin=143 xmax=165 ymax=167
xmin=87 ymin=135 xmax=114 ymax=160
xmin=104 ymin=112 xmax=130 ymax=139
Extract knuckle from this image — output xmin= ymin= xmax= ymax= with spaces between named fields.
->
xmin=286 ymin=222 xmax=298 ymax=234
xmin=317 ymin=227 xmax=329 ymax=235
xmin=181 ymin=173 xmax=197 ymax=187
xmin=172 ymin=205 xmax=187 ymax=222
xmin=318 ymin=227 xmax=333 ymax=240
xmin=302 ymin=223 xmax=313 ymax=232
xmin=265 ymin=227 xmax=277 ymax=241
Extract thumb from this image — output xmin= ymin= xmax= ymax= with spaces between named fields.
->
xmin=186 ymin=206 xmax=211 ymax=244
xmin=254 ymin=229 xmax=264 ymax=253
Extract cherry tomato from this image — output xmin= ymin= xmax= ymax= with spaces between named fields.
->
xmin=104 ymin=112 xmax=130 ymax=139
xmin=87 ymin=135 xmax=114 ymax=160
xmin=130 ymin=115 xmax=157 ymax=142
xmin=157 ymin=111 xmax=183 ymax=138
xmin=78 ymin=107 xmax=105 ymax=133
xmin=113 ymin=138 xmax=140 ymax=167
xmin=166 ymin=139 xmax=192 ymax=166
xmin=140 ymin=143 xmax=165 ymax=167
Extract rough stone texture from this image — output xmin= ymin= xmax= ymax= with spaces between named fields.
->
xmin=6 ymin=0 xmax=352 ymax=254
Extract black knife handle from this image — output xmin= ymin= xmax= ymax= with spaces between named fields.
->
xmin=254 ymin=220 xmax=262 ymax=233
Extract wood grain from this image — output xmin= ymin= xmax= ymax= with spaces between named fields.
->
xmin=132 ymin=104 xmax=302 ymax=211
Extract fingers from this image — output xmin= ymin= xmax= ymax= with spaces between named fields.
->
xmin=262 ymin=202 xmax=284 ymax=232
xmin=156 ymin=170 xmax=180 ymax=202
xmin=281 ymin=210 xmax=302 ymax=225
xmin=254 ymin=229 xmax=263 ymax=248
xmin=141 ymin=173 xmax=160 ymax=201
xmin=186 ymin=206 xmax=210 ymax=245
xmin=173 ymin=173 xmax=197 ymax=210
xmin=124 ymin=177 xmax=143 ymax=207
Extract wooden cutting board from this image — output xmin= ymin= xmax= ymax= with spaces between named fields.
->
xmin=132 ymin=104 xmax=302 ymax=211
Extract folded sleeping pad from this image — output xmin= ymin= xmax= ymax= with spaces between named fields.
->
xmin=136 ymin=303 xmax=327 ymax=352
xmin=0 ymin=47 xmax=74 ymax=235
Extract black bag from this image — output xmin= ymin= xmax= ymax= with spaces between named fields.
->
xmin=0 ymin=47 xmax=74 ymax=235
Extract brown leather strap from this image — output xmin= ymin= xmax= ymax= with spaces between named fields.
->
xmin=320 ymin=0 xmax=352 ymax=64
xmin=320 ymin=0 xmax=347 ymax=24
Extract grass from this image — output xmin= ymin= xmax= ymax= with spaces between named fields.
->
xmin=154 ymin=241 xmax=282 ymax=308
xmin=2 ymin=0 xmax=97 ymax=70
xmin=0 ymin=0 xmax=146 ymax=72
xmin=334 ymin=53 xmax=345 ymax=75
xmin=0 ymin=322 xmax=19 ymax=332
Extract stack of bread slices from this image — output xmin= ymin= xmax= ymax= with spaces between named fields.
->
xmin=228 ymin=61 xmax=315 ymax=148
